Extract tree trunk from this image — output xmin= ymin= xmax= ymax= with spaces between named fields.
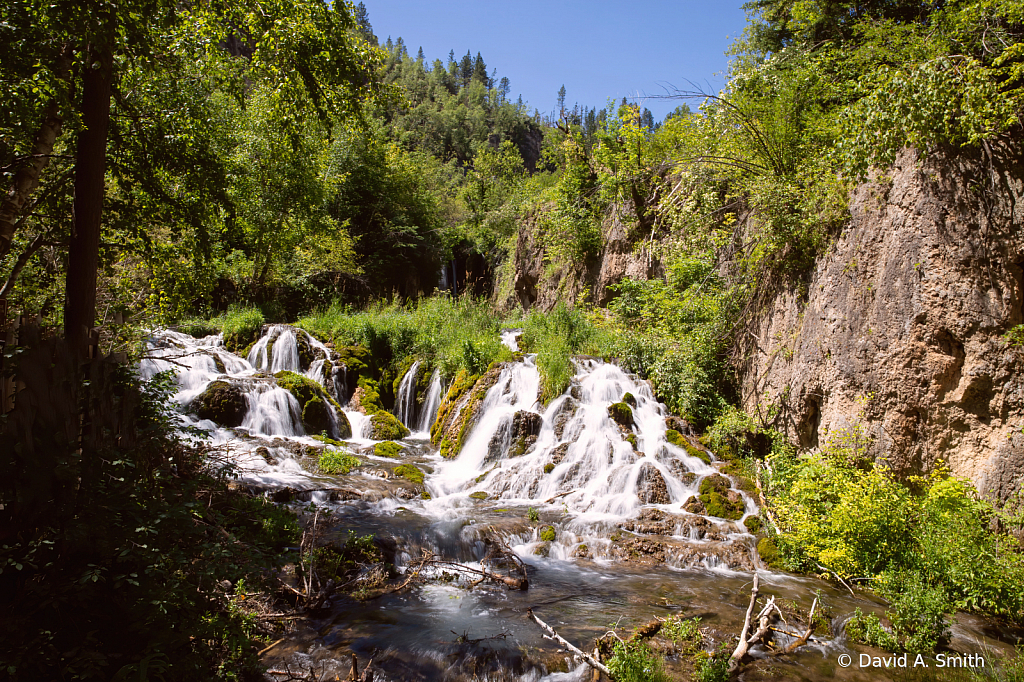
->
xmin=0 ymin=101 xmax=63 ymax=262
xmin=65 ymin=42 xmax=113 ymax=358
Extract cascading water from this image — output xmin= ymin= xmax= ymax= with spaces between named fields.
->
xmin=416 ymin=369 xmax=443 ymax=434
xmin=136 ymin=325 xmax=1006 ymax=682
xmin=395 ymin=360 xmax=421 ymax=428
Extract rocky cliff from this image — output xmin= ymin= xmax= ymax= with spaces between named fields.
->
xmin=737 ymin=142 xmax=1024 ymax=500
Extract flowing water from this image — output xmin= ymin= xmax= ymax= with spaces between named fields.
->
xmin=140 ymin=326 xmax=1015 ymax=681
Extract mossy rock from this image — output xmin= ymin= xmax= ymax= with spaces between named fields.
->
xmin=607 ymin=401 xmax=634 ymax=427
xmin=223 ymin=328 xmax=260 ymax=355
xmin=192 ymin=381 xmax=247 ymax=427
xmin=374 ymin=441 xmax=403 ymax=458
xmin=420 ymin=491 xmax=432 ymax=500
xmin=539 ymin=526 xmax=556 ymax=542
xmin=622 ymin=392 xmax=637 ymax=407
xmin=392 ymin=463 xmax=424 ymax=485
xmin=469 ymin=491 xmax=489 ymax=500
xmin=543 ymin=463 xmax=555 ymax=474
xmin=667 ymin=429 xmax=712 ymax=464
xmin=720 ymin=463 xmax=757 ymax=494
xmin=391 ymin=356 xmax=418 ymax=400
xmin=433 ymin=365 xmax=504 ymax=458
xmin=757 ymin=537 xmax=782 ymax=569
xmin=430 ymin=369 xmax=478 ymax=443
xmin=275 ymin=370 xmax=350 ymax=438
xmin=699 ymin=474 xmax=745 ymax=520
xmin=573 ymin=544 xmax=590 ymax=559
xmin=369 ymin=411 xmax=410 ymax=440
xmin=624 ymin=433 xmax=638 ymax=450
xmin=744 ymin=516 xmax=763 ymax=533
xmin=683 ymin=495 xmax=705 ymax=514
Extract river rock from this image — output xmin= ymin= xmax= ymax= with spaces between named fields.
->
xmin=623 ymin=508 xmax=677 ymax=535
xmin=552 ymin=396 xmax=578 ymax=438
xmin=369 ymin=411 xmax=410 ymax=440
xmin=191 ymin=380 xmax=248 ymax=427
xmin=636 ymin=462 xmax=670 ymax=504
xmin=508 ymin=410 xmax=541 ymax=456
xmin=432 ymin=363 xmax=505 ymax=459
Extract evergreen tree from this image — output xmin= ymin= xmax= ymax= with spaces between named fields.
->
xmin=472 ymin=52 xmax=488 ymax=85
xmin=353 ymin=2 xmax=377 ymax=45
xmin=557 ymin=85 xmax=567 ymax=115
xmin=417 ymin=46 xmax=425 ymax=62
xmin=498 ymin=76 xmax=511 ymax=102
xmin=459 ymin=51 xmax=473 ymax=87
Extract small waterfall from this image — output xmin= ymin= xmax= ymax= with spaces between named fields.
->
xmin=500 ymin=329 xmax=522 ymax=352
xmin=395 ymin=360 xmax=421 ymax=427
xmin=416 ymin=369 xmax=443 ymax=433
xmin=431 ymin=357 xmax=716 ymax=517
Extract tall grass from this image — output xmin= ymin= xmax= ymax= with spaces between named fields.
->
xmin=518 ymin=303 xmax=615 ymax=402
xmin=297 ymin=296 xmax=512 ymax=378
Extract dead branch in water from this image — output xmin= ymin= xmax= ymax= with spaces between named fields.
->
xmin=781 ymin=596 xmax=818 ymax=655
xmin=728 ymin=572 xmax=760 ymax=673
xmin=527 ymin=608 xmax=614 ymax=679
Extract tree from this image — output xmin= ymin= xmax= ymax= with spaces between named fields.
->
xmin=557 ymin=85 xmax=567 ymax=116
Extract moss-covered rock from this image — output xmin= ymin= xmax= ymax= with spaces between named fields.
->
xmin=699 ymin=474 xmax=745 ymax=520
xmin=624 ymin=433 xmax=638 ymax=450
xmin=607 ymin=401 xmax=634 ymax=427
xmin=274 ymin=370 xmax=350 ymax=438
xmin=374 ymin=441 xmax=403 ymax=458
xmin=392 ymin=463 xmax=424 ymax=485
xmin=369 ymin=411 xmax=410 ymax=440
xmin=469 ymin=491 xmax=489 ymax=500
xmin=622 ymin=392 xmax=637 ymax=407
xmin=191 ymin=381 xmax=248 ymax=427
xmin=667 ymin=429 xmax=712 ymax=464
xmin=539 ymin=526 xmax=556 ymax=542
xmin=744 ymin=516 xmax=763 ymax=533
xmin=432 ymin=364 xmax=505 ymax=459
xmin=509 ymin=410 xmax=542 ymax=457
xmin=573 ymin=544 xmax=590 ymax=559
xmin=543 ymin=463 xmax=555 ymax=474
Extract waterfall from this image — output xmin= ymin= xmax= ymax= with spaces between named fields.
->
xmin=416 ymin=369 xmax=443 ymax=433
xmin=430 ymin=356 xmax=718 ymax=518
xmin=395 ymin=360 xmax=421 ymax=427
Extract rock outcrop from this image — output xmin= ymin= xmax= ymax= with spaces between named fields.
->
xmin=737 ymin=143 xmax=1024 ymax=500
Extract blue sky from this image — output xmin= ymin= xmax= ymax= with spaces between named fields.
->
xmin=361 ymin=1 xmax=750 ymax=121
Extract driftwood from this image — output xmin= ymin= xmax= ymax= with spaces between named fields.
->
xmin=781 ymin=596 xmax=818 ymax=655
xmin=728 ymin=573 xmax=760 ymax=673
xmin=527 ymin=609 xmax=613 ymax=678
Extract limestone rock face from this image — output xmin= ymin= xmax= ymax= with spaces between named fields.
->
xmin=737 ymin=144 xmax=1024 ymax=500
xmin=192 ymin=381 xmax=247 ymax=427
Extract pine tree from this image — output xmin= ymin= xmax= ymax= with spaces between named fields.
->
xmin=498 ymin=76 xmax=511 ymax=102
xmin=417 ymin=46 xmax=425 ymax=62
xmin=353 ymin=2 xmax=377 ymax=45
xmin=459 ymin=51 xmax=473 ymax=88
xmin=557 ymin=85 xmax=566 ymax=116
xmin=472 ymin=52 xmax=488 ymax=85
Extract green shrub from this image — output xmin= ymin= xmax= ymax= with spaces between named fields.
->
xmin=743 ymin=516 xmax=763 ymax=533
xmin=528 ymin=507 xmax=540 ymax=523
xmin=319 ymin=450 xmax=361 ymax=475
xmin=605 ymin=640 xmax=669 ymax=682
xmin=693 ymin=650 xmax=729 ymax=682
xmin=846 ymin=608 xmax=899 ymax=651
xmin=757 ymin=537 xmax=782 ymax=569
xmin=392 ymin=464 xmax=424 ymax=485
xmin=661 ymin=616 xmax=702 ymax=653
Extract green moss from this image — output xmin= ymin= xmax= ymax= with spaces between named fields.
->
xmin=392 ymin=463 xmax=424 ymax=485
xmin=374 ymin=441 xmax=403 ymax=458
xmin=191 ymin=380 xmax=247 ymax=427
xmin=392 ymin=356 xmax=417 ymax=399
xmin=720 ymin=462 xmax=757 ymax=494
xmin=356 ymin=377 xmax=385 ymax=414
xmin=624 ymin=433 xmax=638 ymax=449
xmin=319 ymin=450 xmax=361 ymax=475
xmin=469 ymin=491 xmax=489 ymax=500
xmin=757 ymin=537 xmax=782 ymax=569
xmin=540 ymin=526 xmax=556 ymax=542
xmin=275 ymin=370 xmax=350 ymax=438
xmin=699 ymin=474 xmax=745 ymax=520
xmin=607 ymin=401 xmax=634 ymax=427
xmin=622 ymin=392 xmax=637 ymax=407
xmin=430 ymin=369 xmax=478 ymax=443
xmin=668 ymin=429 xmax=712 ymax=464
xmin=420 ymin=491 xmax=432 ymax=500
xmin=369 ymin=411 xmax=410 ymax=440
xmin=544 ymin=463 xmax=555 ymax=474
xmin=312 ymin=434 xmax=345 ymax=447
xmin=744 ymin=516 xmax=763 ymax=533
xmin=302 ymin=396 xmax=332 ymax=435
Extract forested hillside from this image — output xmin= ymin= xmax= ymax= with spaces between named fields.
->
xmin=5 ymin=0 xmax=1024 ymax=680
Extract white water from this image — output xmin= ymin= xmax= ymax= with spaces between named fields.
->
xmin=395 ymin=360 xmax=421 ymax=428
xmin=416 ymin=369 xmax=444 ymax=434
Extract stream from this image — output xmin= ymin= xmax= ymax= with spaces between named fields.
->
xmin=139 ymin=325 xmax=1016 ymax=681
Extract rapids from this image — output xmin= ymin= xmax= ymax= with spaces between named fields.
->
xmin=139 ymin=325 xmax=1011 ymax=681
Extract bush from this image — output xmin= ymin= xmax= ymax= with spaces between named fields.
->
xmin=605 ymin=640 xmax=669 ymax=682
xmin=221 ymin=306 xmax=265 ymax=353
xmin=319 ymin=450 xmax=361 ymax=475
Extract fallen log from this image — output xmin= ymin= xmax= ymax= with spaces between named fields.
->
xmin=527 ymin=609 xmax=614 ymax=679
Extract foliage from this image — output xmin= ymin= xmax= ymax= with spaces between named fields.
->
xmin=527 ymin=507 xmax=540 ymax=523
xmin=605 ymin=640 xmax=669 ymax=682
xmin=692 ymin=649 xmax=730 ymax=682
xmin=539 ymin=526 xmax=556 ymax=542
xmin=374 ymin=441 xmax=403 ymax=458
xmin=661 ymin=616 xmax=703 ymax=653
xmin=0 ymin=364 xmax=299 ymax=680
xmin=518 ymin=303 xmax=611 ymax=401
xmin=318 ymin=450 xmax=361 ymax=475
xmin=392 ymin=463 xmax=424 ymax=485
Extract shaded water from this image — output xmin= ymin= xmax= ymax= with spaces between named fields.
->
xmin=140 ymin=326 xmax=1015 ymax=681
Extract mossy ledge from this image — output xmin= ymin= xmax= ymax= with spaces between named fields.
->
xmin=369 ymin=411 xmax=409 ymax=440
xmin=666 ymin=429 xmax=711 ymax=465
xmin=274 ymin=370 xmax=351 ymax=438
xmin=432 ymin=363 xmax=505 ymax=459
xmin=698 ymin=473 xmax=745 ymax=520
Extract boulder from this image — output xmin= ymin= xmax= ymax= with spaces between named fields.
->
xmin=636 ymin=463 xmax=671 ymax=504
xmin=192 ymin=380 xmax=248 ymax=427
xmin=369 ymin=411 xmax=410 ymax=441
